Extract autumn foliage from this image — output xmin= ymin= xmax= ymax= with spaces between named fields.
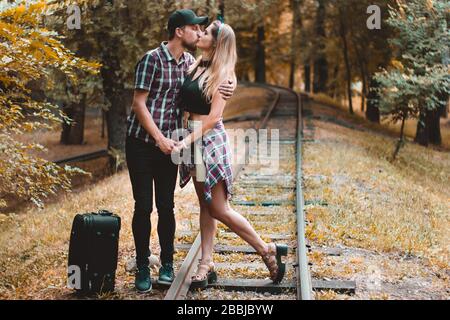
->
xmin=0 ymin=1 xmax=100 ymax=208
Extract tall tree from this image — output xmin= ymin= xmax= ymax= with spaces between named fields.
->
xmin=337 ymin=2 xmax=353 ymax=114
xmin=289 ymin=0 xmax=303 ymax=89
xmin=366 ymin=76 xmax=381 ymax=123
xmin=255 ymin=25 xmax=267 ymax=83
xmin=225 ymin=0 xmax=289 ymax=84
xmin=312 ymin=0 xmax=328 ymax=93
xmin=0 ymin=1 xmax=99 ymax=208
xmin=375 ymin=0 xmax=449 ymax=155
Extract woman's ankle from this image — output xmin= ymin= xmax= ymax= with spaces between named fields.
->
xmin=258 ymin=243 xmax=269 ymax=256
xmin=200 ymin=257 xmax=213 ymax=265
xmin=259 ymin=243 xmax=275 ymax=257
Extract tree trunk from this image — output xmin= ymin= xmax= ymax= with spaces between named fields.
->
xmin=366 ymin=76 xmax=380 ymax=123
xmin=439 ymin=91 xmax=449 ymax=118
xmin=101 ymin=109 xmax=106 ymax=139
xmin=360 ymin=69 xmax=367 ymax=112
xmin=353 ymin=42 xmax=367 ymax=112
xmin=60 ymin=95 xmax=86 ymax=145
xmin=255 ymin=25 xmax=266 ymax=83
xmin=312 ymin=0 xmax=328 ymax=93
xmin=393 ymin=113 xmax=406 ymax=160
xmin=313 ymin=58 xmax=328 ymax=93
xmin=60 ymin=28 xmax=92 ymax=146
xmin=415 ymin=107 xmax=442 ymax=146
xmin=328 ymin=65 xmax=339 ymax=99
xmin=339 ymin=8 xmax=353 ymax=114
xmin=289 ymin=0 xmax=303 ymax=89
xmin=442 ymin=99 xmax=449 ymax=118
xmin=304 ymin=64 xmax=311 ymax=92
xmin=289 ymin=60 xmax=295 ymax=89
xmin=101 ymin=50 xmax=129 ymax=171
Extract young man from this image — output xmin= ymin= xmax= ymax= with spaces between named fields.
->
xmin=125 ymin=9 xmax=234 ymax=293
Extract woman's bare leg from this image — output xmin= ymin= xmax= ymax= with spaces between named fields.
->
xmin=208 ymin=181 xmax=268 ymax=255
xmin=193 ymin=177 xmax=217 ymax=264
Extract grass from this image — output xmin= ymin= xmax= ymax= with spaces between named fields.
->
xmin=303 ymin=113 xmax=450 ymax=270
xmin=0 ymin=170 xmax=202 ymax=299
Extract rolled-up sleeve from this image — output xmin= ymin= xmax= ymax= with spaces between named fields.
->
xmin=134 ymin=53 xmax=158 ymax=91
xmin=184 ymin=52 xmax=196 ymax=73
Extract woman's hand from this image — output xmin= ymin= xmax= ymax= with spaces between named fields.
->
xmin=172 ymin=140 xmax=187 ymax=154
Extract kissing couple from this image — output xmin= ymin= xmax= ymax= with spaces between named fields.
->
xmin=125 ymin=9 xmax=288 ymax=293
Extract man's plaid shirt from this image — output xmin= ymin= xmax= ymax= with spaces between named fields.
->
xmin=127 ymin=42 xmax=196 ymax=143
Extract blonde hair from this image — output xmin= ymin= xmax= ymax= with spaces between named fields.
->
xmin=188 ymin=20 xmax=237 ymax=102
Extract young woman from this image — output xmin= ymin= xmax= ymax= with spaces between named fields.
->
xmin=173 ymin=20 xmax=288 ymax=289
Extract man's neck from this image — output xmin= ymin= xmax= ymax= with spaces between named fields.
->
xmin=166 ymin=40 xmax=184 ymax=62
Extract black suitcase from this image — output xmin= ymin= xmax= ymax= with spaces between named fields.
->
xmin=67 ymin=210 xmax=121 ymax=294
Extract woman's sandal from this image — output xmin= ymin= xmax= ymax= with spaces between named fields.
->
xmin=261 ymin=243 xmax=288 ymax=284
xmin=190 ymin=260 xmax=217 ymax=290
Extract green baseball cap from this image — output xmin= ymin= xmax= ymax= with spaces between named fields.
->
xmin=168 ymin=9 xmax=209 ymax=31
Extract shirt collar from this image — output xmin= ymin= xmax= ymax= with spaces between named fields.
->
xmin=161 ymin=41 xmax=186 ymax=65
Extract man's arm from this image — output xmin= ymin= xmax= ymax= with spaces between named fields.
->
xmin=131 ymin=90 xmax=175 ymax=154
xmin=133 ymin=52 xmax=175 ymax=154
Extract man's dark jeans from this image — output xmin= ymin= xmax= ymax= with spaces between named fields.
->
xmin=125 ymin=135 xmax=178 ymax=267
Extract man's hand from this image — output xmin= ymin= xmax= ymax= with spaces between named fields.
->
xmin=156 ymin=136 xmax=176 ymax=155
xmin=218 ymin=79 xmax=236 ymax=100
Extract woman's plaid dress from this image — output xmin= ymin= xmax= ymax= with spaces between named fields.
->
xmin=179 ymin=119 xmax=233 ymax=203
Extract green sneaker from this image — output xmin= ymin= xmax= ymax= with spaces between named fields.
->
xmin=158 ymin=262 xmax=175 ymax=283
xmin=135 ymin=265 xmax=152 ymax=293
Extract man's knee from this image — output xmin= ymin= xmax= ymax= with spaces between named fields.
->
xmin=156 ymin=201 xmax=174 ymax=216
xmin=134 ymin=200 xmax=152 ymax=217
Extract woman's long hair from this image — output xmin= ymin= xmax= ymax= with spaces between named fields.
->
xmin=188 ymin=20 xmax=237 ymax=102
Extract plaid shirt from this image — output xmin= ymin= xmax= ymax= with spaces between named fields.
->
xmin=127 ymin=42 xmax=196 ymax=143
xmin=179 ymin=120 xmax=233 ymax=203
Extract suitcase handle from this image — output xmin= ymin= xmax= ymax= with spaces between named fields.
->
xmin=97 ymin=210 xmax=113 ymax=216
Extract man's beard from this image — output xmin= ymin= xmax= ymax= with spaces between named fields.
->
xmin=182 ymin=39 xmax=197 ymax=52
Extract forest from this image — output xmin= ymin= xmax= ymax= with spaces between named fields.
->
xmin=0 ymin=0 xmax=448 ymax=301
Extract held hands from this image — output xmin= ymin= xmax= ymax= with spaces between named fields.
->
xmin=172 ymin=140 xmax=188 ymax=154
xmin=156 ymin=136 xmax=177 ymax=155
xmin=218 ymin=79 xmax=236 ymax=100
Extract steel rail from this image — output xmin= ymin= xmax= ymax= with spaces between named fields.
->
xmin=295 ymin=92 xmax=313 ymax=300
xmin=54 ymin=149 xmax=109 ymax=165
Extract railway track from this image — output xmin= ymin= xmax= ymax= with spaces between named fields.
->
xmin=53 ymin=83 xmax=356 ymax=299
xmin=160 ymin=84 xmax=316 ymax=300
xmin=54 ymin=149 xmax=109 ymax=165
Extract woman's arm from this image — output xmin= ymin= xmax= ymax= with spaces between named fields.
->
xmin=179 ymin=91 xmax=226 ymax=148
xmin=183 ymin=111 xmax=190 ymax=129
